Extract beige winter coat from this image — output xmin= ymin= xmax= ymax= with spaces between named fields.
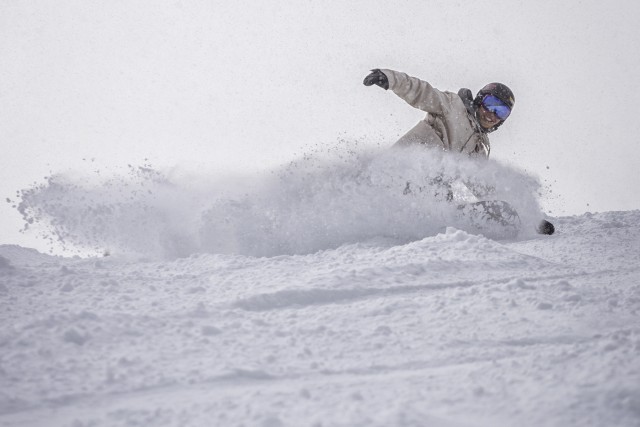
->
xmin=382 ymin=69 xmax=490 ymax=158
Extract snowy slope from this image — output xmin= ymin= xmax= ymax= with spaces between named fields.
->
xmin=1 ymin=209 xmax=639 ymax=427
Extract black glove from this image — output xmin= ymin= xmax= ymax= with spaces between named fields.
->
xmin=363 ymin=69 xmax=389 ymax=90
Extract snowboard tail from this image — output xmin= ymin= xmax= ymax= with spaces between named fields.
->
xmin=458 ymin=200 xmax=555 ymax=237
xmin=457 ymin=200 xmax=521 ymax=238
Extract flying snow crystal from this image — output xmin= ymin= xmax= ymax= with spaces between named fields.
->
xmin=16 ymin=143 xmax=545 ymax=259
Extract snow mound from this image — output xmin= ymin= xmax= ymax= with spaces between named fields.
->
xmin=15 ymin=145 xmax=545 ymax=259
xmin=0 ymin=210 xmax=639 ymax=426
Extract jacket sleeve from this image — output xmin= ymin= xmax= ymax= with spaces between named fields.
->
xmin=381 ymin=69 xmax=450 ymax=115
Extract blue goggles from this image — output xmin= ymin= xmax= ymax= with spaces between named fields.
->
xmin=481 ymin=95 xmax=511 ymax=121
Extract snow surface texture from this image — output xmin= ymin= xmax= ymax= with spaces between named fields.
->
xmin=2 ymin=148 xmax=639 ymax=426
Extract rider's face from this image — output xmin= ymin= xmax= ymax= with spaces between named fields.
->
xmin=477 ymin=105 xmax=502 ymax=130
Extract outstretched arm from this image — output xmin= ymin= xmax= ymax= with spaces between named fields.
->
xmin=364 ymin=69 xmax=449 ymax=115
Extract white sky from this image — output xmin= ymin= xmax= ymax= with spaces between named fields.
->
xmin=2 ymin=0 xmax=640 ymax=249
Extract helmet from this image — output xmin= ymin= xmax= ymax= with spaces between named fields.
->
xmin=473 ymin=83 xmax=515 ymax=132
xmin=474 ymin=83 xmax=515 ymax=109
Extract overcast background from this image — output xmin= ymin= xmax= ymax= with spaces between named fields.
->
xmin=2 ymin=0 xmax=639 ymax=251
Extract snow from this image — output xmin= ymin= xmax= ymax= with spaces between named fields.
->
xmin=14 ymin=147 xmax=545 ymax=259
xmin=1 ymin=150 xmax=640 ymax=427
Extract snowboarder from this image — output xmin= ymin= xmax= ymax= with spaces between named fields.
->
xmin=363 ymin=69 xmax=554 ymax=235
xmin=363 ymin=68 xmax=514 ymax=158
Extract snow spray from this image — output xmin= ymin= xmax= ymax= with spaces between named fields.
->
xmin=15 ymin=144 xmax=545 ymax=259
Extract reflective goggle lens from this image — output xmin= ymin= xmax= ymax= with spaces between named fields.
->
xmin=481 ymin=95 xmax=511 ymax=120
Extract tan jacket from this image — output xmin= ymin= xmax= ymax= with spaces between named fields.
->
xmin=382 ymin=69 xmax=490 ymax=158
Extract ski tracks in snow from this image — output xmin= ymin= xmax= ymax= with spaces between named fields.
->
xmin=1 ymin=212 xmax=640 ymax=426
